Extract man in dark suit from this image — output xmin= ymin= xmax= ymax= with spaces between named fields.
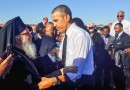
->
xmin=34 ymin=22 xmax=57 ymax=77
xmin=39 ymin=23 xmax=57 ymax=57
xmin=87 ymin=23 xmax=111 ymax=90
xmin=33 ymin=23 xmax=46 ymax=57
xmin=101 ymin=26 xmax=115 ymax=90
xmin=112 ymin=23 xmax=130 ymax=90
xmin=102 ymin=26 xmax=115 ymax=51
xmin=124 ymin=48 xmax=130 ymax=90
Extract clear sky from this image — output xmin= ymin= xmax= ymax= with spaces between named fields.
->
xmin=0 ymin=0 xmax=130 ymax=25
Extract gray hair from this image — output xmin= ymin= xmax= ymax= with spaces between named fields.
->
xmin=118 ymin=11 xmax=125 ymax=15
xmin=51 ymin=5 xmax=72 ymax=20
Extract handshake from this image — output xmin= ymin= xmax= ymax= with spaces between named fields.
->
xmin=38 ymin=66 xmax=78 ymax=90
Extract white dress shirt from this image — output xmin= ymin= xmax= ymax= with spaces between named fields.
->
xmin=116 ymin=31 xmax=124 ymax=40
xmin=110 ymin=19 xmax=130 ymax=36
xmin=58 ymin=23 xmax=94 ymax=82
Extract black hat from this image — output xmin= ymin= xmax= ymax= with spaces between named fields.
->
xmin=0 ymin=16 xmax=26 ymax=56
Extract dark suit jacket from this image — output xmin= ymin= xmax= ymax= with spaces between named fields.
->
xmin=33 ymin=55 xmax=58 ymax=76
xmin=34 ymin=35 xmax=57 ymax=76
xmin=92 ymin=32 xmax=105 ymax=51
xmin=113 ymin=32 xmax=130 ymax=51
xmin=39 ymin=35 xmax=57 ymax=57
xmin=105 ymin=35 xmax=115 ymax=51
xmin=33 ymin=34 xmax=42 ymax=57
xmin=91 ymin=33 xmax=109 ymax=67
xmin=113 ymin=32 xmax=130 ymax=77
xmin=33 ymin=34 xmax=41 ymax=41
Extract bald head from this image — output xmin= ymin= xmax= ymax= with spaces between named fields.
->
xmin=45 ymin=22 xmax=54 ymax=36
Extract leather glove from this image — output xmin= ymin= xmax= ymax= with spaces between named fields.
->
xmin=38 ymin=77 xmax=57 ymax=90
xmin=63 ymin=66 xmax=78 ymax=74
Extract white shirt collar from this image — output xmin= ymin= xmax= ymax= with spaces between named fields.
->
xmin=66 ymin=23 xmax=76 ymax=37
xmin=46 ymin=34 xmax=52 ymax=37
xmin=38 ymin=34 xmax=42 ymax=39
xmin=118 ymin=19 xmax=124 ymax=23
xmin=118 ymin=31 xmax=123 ymax=37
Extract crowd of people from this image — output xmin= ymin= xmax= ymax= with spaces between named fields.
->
xmin=0 ymin=4 xmax=130 ymax=90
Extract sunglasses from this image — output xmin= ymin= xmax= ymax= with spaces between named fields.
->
xmin=117 ymin=15 xmax=124 ymax=17
xmin=20 ymin=32 xmax=32 ymax=36
xmin=89 ymin=27 xmax=94 ymax=29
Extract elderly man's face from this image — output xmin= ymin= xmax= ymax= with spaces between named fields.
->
xmin=20 ymin=28 xmax=32 ymax=43
xmin=45 ymin=24 xmax=54 ymax=36
xmin=117 ymin=12 xmax=124 ymax=22
xmin=18 ymin=28 xmax=36 ymax=59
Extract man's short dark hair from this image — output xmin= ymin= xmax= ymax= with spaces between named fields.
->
xmin=46 ymin=22 xmax=53 ymax=25
xmin=115 ymin=23 xmax=123 ymax=28
xmin=102 ymin=26 xmax=110 ymax=32
xmin=36 ymin=23 xmax=45 ymax=34
xmin=43 ymin=17 xmax=48 ymax=20
xmin=51 ymin=4 xmax=72 ymax=20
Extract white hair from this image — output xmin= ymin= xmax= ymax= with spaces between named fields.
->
xmin=22 ymin=41 xmax=37 ymax=60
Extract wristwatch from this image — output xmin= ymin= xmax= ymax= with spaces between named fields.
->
xmin=55 ymin=76 xmax=61 ymax=85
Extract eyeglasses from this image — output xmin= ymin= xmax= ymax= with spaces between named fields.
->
xmin=117 ymin=15 xmax=124 ymax=17
xmin=89 ymin=27 xmax=94 ymax=29
xmin=20 ymin=32 xmax=32 ymax=36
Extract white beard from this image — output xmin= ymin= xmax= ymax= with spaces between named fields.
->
xmin=22 ymin=42 xmax=37 ymax=60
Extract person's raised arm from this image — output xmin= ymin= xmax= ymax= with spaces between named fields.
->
xmin=0 ymin=54 xmax=13 ymax=79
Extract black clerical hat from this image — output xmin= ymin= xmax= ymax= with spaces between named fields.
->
xmin=0 ymin=16 xmax=26 ymax=56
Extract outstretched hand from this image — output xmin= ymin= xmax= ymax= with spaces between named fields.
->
xmin=38 ymin=77 xmax=57 ymax=90
xmin=50 ymin=47 xmax=59 ymax=56
xmin=0 ymin=54 xmax=14 ymax=79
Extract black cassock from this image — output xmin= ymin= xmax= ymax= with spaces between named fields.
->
xmin=1 ymin=47 xmax=40 ymax=90
xmin=0 ymin=16 xmax=40 ymax=90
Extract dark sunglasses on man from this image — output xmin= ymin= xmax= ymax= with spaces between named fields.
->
xmin=88 ymin=27 xmax=94 ymax=29
xmin=117 ymin=15 xmax=124 ymax=17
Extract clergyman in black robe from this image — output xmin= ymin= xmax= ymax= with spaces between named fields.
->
xmin=0 ymin=16 xmax=40 ymax=90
